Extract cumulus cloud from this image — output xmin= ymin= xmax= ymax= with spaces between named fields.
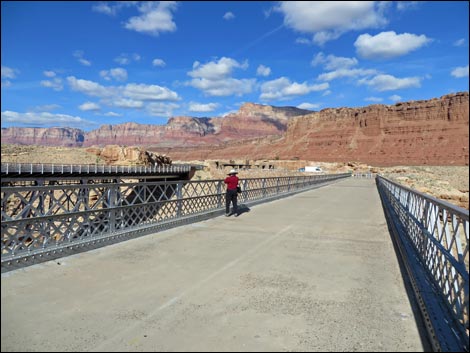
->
xmin=152 ymin=58 xmax=166 ymax=67
xmin=104 ymin=111 xmax=122 ymax=117
xmin=100 ymin=68 xmax=128 ymax=82
xmin=275 ymin=1 xmax=388 ymax=45
xmin=67 ymin=76 xmax=180 ymax=112
xmin=354 ymin=31 xmax=431 ymax=59
xmin=79 ymin=102 xmax=101 ymax=111
xmin=124 ymin=1 xmax=178 ymax=36
xmin=318 ymin=68 xmax=377 ymax=82
xmin=358 ymin=74 xmax=421 ymax=91
xmin=1 ymin=66 xmax=19 ymax=87
xmin=311 ymin=52 xmax=358 ymax=70
xmin=73 ymin=50 xmax=92 ymax=66
xmin=260 ymin=77 xmax=329 ymax=101
xmin=1 ymin=66 xmax=18 ymax=79
xmin=364 ymin=96 xmax=383 ymax=102
xmin=41 ymin=77 xmax=63 ymax=91
xmin=451 ymin=65 xmax=469 ymax=78
xmin=114 ymin=53 xmax=141 ymax=65
xmin=453 ymin=38 xmax=466 ymax=47
xmin=297 ymin=102 xmax=320 ymax=110
xmin=146 ymin=102 xmax=180 ymax=117
xmin=189 ymin=102 xmax=219 ymax=112
xmin=1 ymin=110 xmax=94 ymax=128
xmin=187 ymin=57 xmax=254 ymax=96
xmin=256 ymin=65 xmax=271 ymax=77
xmin=223 ymin=12 xmax=235 ymax=20
xmin=389 ymin=94 xmax=402 ymax=102
xmin=43 ymin=70 xmax=56 ymax=78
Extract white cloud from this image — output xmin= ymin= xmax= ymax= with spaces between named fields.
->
xmin=100 ymin=68 xmax=128 ymax=82
xmin=189 ymin=77 xmax=255 ymax=97
xmin=358 ymin=74 xmax=421 ymax=91
xmin=318 ymin=68 xmax=377 ymax=81
xmin=33 ymin=104 xmax=61 ymax=111
xmin=396 ymin=1 xmax=420 ymax=11
xmin=2 ymin=66 xmax=18 ymax=79
xmin=223 ymin=12 xmax=235 ymax=20
xmin=275 ymin=1 xmax=388 ymax=45
xmin=256 ymin=65 xmax=271 ymax=77
xmin=79 ymin=102 xmax=101 ymax=111
xmin=67 ymin=77 xmax=181 ymax=107
xmin=146 ymin=102 xmax=180 ymax=117
xmin=187 ymin=57 xmax=254 ymax=96
xmin=297 ymin=102 xmax=320 ymax=110
xmin=113 ymin=99 xmax=144 ymax=109
xmin=364 ymin=96 xmax=383 ymax=102
xmin=1 ymin=110 xmax=94 ymax=127
xmin=189 ymin=102 xmax=219 ymax=112
xmin=311 ymin=52 xmax=358 ymax=70
xmin=123 ymin=83 xmax=179 ymax=101
xmin=451 ymin=65 xmax=469 ymax=78
xmin=114 ymin=53 xmax=141 ymax=65
xmin=104 ymin=111 xmax=122 ymax=117
xmin=453 ymin=38 xmax=466 ymax=47
xmin=67 ymin=76 xmax=113 ymax=97
xmin=152 ymin=58 xmax=166 ymax=67
xmin=92 ymin=2 xmax=118 ymax=16
xmin=389 ymin=94 xmax=402 ymax=102
xmin=92 ymin=2 xmax=137 ymax=16
xmin=189 ymin=57 xmax=248 ymax=80
xmin=260 ymin=77 xmax=329 ymax=101
xmin=295 ymin=37 xmax=312 ymax=45
xmin=1 ymin=66 xmax=18 ymax=87
xmin=125 ymin=1 xmax=178 ymax=36
xmin=73 ymin=50 xmax=92 ymax=66
xmin=355 ymin=31 xmax=431 ymax=59
xmin=41 ymin=78 xmax=63 ymax=91
xmin=43 ymin=70 xmax=56 ymax=78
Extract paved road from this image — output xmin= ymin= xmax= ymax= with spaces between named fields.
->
xmin=1 ymin=178 xmax=429 ymax=352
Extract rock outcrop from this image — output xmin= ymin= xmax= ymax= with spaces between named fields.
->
xmin=158 ymin=92 xmax=469 ymax=166
xmin=85 ymin=145 xmax=171 ymax=166
xmin=1 ymin=127 xmax=84 ymax=147
xmin=1 ymin=93 xmax=468 ymax=166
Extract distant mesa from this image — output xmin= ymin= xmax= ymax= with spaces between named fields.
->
xmin=1 ymin=93 xmax=468 ymax=166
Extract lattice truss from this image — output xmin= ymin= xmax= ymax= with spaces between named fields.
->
xmin=1 ymin=174 xmax=349 ymax=259
xmin=383 ymin=179 xmax=469 ymax=342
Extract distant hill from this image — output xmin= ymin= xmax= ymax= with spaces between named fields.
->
xmin=2 ymin=93 xmax=468 ymax=166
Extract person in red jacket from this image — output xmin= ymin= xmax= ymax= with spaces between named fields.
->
xmin=224 ymin=169 xmax=239 ymax=217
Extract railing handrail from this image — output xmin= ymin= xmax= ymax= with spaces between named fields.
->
xmin=376 ymin=174 xmax=469 ymax=351
xmin=1 ymin=173 xmax=351 ymax=267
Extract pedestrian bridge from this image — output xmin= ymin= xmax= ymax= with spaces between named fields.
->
xmin=1 ymin=177 xmax=468 ymax=352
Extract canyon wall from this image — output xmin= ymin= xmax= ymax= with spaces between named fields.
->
xmin=2 ymin=93 xmax=468 ymax=166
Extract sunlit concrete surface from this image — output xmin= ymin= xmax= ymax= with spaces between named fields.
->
xmin=1 ymin=179 xmax=429 ymax=352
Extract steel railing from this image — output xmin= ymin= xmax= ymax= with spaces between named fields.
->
xmin=1 ymin=173 xmax=350 ymax=269
xmin=1 ymin=162 xmax=191 ymax=176
xmin=376 ymin=175 xmax=469 ymax=351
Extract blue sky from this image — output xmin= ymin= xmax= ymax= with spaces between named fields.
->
xmin=1 ymin=1 xmax=469 ymax=131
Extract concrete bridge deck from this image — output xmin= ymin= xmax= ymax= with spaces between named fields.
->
xmin=1 ymin=179 xmax=430 ymax=352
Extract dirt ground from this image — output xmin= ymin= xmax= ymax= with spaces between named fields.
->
xmin=2 ymin=144 xmax=468 ymax=210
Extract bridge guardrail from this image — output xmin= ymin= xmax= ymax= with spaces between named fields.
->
xmin=376 ymin=175 xmax=469 ymax=352
xmin=1 ymin=173 xmax=351 ymax=270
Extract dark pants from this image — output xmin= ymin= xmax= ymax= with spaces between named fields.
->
xmin=226 ymin=189 xmax=238 ymax=215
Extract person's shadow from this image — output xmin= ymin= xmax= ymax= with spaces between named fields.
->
xmin=236 ymin=204 xmax=251 ymax=216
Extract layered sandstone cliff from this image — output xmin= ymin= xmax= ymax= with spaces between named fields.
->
xmin=1 ymin=93 xmax=468 ymax=166
xmin=160 ymin=92 xmax=469 ymax=166
xmin=1 ymin=127 xmax=84 ymax=147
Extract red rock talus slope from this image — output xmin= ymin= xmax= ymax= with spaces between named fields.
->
xmin=160 ymin=92 xmax=469 ymax=166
